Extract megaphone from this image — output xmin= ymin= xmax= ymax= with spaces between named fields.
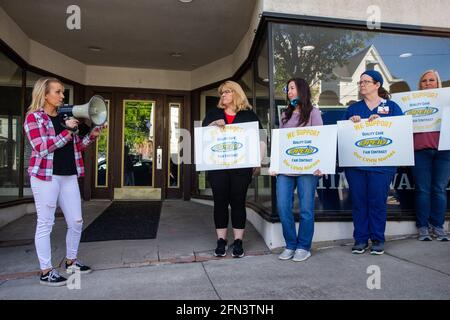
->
xmin=58 ymin=95 xmax=108 ymax=126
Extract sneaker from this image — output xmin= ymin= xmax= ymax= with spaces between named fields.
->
xmin=370 ymin=241 xmax=385 ymax=255
xmin=432 ymin=226 xmax=449 ymax=241
xmin=231 ymin=239 xmax=244 ymax=258
xmin=418 ymin=226 xmax=432 ymax=241
xmin=278 ymin=248 xmax=295 ymax=260
xmin=213 ymin=238 xmax=227 ymax=257
xmin=39 ymin=269 xmax=67 ymax=287
xmin=65 ymin=259 xmax=92 ymax=274
xmin=292 ymin=249 xmax=311 ymax=262
xmin=352 ymin=242 xmax=369 ymax=254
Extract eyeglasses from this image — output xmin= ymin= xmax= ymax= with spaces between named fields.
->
xmin=357 ymin=80 xmax=376 ymax=86
xmin=283 ymin=85 xmax=296 ymax=93
xmin=220 ymin=89 xmax=233 ymax=95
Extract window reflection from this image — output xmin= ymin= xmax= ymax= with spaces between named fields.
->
xmin=122 ymin=100 xmax=154 ymax=187
xmin=96 ymin=99 xmax=110 ymax=187
xmin=0 ymin=51 xmax=21 ymax=203
xmin=273 ymin=24 xmax=450 ymax=115
xmin=168 ymin=103 xmax=180 ymax=188
xmin=272 ymin=23 xmax=450 ymax=215
xmin=197 ymin=87 xmax=219 ymax=196
xmin=254 ymin=36 xmax=272 ymax=210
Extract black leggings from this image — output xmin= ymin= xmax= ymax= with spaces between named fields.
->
xmin=208 ymin=169 xmax=253 ymax=229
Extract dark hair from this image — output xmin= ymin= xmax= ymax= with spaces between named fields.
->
xmin=282 ymin=78 xmax=314 ymax=126
xmin=378 ymin=87 xmax=391 ymax=99
xmin=363 ymin=73 xmax=391 ymax=100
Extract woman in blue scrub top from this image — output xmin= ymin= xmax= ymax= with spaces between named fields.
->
xmin=344 ymin=70 xmax=403 ymax=255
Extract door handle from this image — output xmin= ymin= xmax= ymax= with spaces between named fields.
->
xmin=156 ymin=146 xmax=162 ymax=170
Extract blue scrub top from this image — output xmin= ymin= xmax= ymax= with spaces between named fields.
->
xmin=343 ymin=99 xmax=404 ymax=174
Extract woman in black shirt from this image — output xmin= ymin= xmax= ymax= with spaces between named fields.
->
xmin=202 ymin=80 xmax=265 ymax=258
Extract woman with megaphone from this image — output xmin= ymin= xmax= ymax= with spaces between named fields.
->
xmin=24 ymin=77 xmax=106 ymax=286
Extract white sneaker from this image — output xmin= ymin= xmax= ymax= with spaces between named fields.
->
xmin=292 ymin=249 xmax=311 ymax=262
xmin=432 ymin=227 xmax=449 ymax=241
xmin=278 ymin=249 xmax=295 ymax=260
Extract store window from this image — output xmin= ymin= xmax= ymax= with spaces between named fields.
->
xmin=253 ymin=36 xmax=272 ymax=212
xmin=197 ymin=85 xmax=220 ymax=197
xmin=236 ymin=66 xmax=257 ymax=203
xmin=0 ymin=51 xmax=22 ymax=203
xmin=271 ymin=22 xmax=450 ymax=216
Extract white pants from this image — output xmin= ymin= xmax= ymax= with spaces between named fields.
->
xmin=31 ymin=175 xmax=83 ymax=270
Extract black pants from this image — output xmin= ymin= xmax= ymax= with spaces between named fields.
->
xmin=208 ymin=168 xmax=253 ymax=229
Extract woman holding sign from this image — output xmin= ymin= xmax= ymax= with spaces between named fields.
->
xmin=202 ymin=80 xmax=264 ymax=258
xmin=413 ymin=70 xmax=449 ymax=241
xmin=272 ymin=78 xmax=323 ymax=262
xmin=344 ymin=70 xmax=403 ymax=255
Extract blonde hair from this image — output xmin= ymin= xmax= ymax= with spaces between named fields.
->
xmin=217 ymin=80 xmax=252 ymax=112
xmin=418 ymin=70 xmax=442 ymax=90
xmin=27 ymin=77 xmax=64 ymax=114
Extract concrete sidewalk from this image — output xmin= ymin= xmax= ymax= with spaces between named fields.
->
xmin=0 ymin=200 xmax=269 ymax=280
xmin=0 ymin=200 xmax=449 ymax=299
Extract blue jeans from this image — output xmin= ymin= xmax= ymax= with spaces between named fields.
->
xmin=412 ymin=149 xmax=450 ymax=229
xmin=276 ymin=174 xmax=318 ymax=251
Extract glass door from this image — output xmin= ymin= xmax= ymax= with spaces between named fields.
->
xmin=165 ymin=99 xmax=183 ymax=198
xmin=122 ymin=99 xmax=155 ymax=187
xmin=114 ymin=93 xmax=164 ymax=200
xmin=90 ymin=92 xmax=113 ymax=200
xmin=90 ymin=92 xmax=185 ymax=200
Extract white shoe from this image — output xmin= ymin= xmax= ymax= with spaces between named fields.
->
xmin=292 ymin=249 xmax=311 ymax=262
xmin=278 ymin=249 xmax=295 ymax=260
xmin=432 ymin=226 xmax=449 ymax=241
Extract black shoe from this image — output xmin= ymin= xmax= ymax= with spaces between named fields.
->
xmin=351 ymin=242 xmax=369 ymax=254
xmin=370 ymin=241 xmax=385 ymax=255
xmin=214 ymin=238 xmax=227 ymax=257
xmin=232 ymin=239 xmax=244 ymax=258
xmin=65 ymin=259 xmax=92 ymax=274
xmin=39 ymin=269 xmax=67 ymax=287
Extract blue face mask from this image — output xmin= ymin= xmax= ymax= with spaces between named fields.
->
xmin=290 ymin=97 xmax=300 ymax=107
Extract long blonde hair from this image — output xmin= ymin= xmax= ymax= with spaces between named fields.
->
xmin=217 ymin=80 xmax=252 ymax=112
xmin=27 ymin=77 xmax=64 ymax=114
xmin=418 ymin=70 xmax=442 ymax=90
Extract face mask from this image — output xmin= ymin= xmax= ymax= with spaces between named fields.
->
xmin=290 ymin=97 xmax=300 ymax=107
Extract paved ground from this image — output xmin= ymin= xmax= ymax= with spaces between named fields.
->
xmin=0 ymin=200 xmax=449 ymax=300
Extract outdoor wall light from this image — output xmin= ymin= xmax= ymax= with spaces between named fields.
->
xmin=178 ymin=0 xmax=193 ymax=3
xmin=170 ymin=52 xmax=182 ymax=57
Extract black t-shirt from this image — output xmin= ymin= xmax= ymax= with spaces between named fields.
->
xmin=49 ymin=115 xmax=77 ymax=175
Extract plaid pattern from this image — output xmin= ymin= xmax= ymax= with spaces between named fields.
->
xmin=24 ymin=109 xmax=97 ymax=181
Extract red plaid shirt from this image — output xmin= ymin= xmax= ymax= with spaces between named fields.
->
xmin=24 ymin=109 xmax=98 ymax=181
